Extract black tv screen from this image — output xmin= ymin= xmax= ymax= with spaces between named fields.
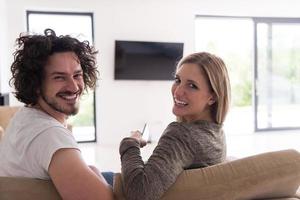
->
xmin=114 ymin=40 xmax=184 ymax=80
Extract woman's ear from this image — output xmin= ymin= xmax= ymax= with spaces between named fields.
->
xmin=208 ymin=99 xmax=215 ymax=106
xmin=208 ymin=94 xmax=217 ymax=105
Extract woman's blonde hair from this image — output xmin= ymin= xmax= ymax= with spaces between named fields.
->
xmin=176 ymin=52 xmax=231 ymax=124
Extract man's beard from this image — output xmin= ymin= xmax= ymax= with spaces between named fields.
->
xmin=41 ymin=91 xmax=80 ymax=116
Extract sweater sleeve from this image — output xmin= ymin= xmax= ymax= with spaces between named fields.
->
xmin=119 ymin=122 xmax=196 ymax=200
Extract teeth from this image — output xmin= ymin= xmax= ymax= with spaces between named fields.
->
xmin=61 ymin=94 xmax=77 ymax=100
xmin=174 ymin=98 xmax=188 ymax=105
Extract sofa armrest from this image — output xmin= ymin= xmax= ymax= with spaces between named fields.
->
xmin=113 ymin=149 xmax=300 ymax=200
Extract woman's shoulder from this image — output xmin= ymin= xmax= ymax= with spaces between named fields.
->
xmin=165 ymin=121 xmax=189 ymax=133
xmin=168 ymin=120 xmax=221 ymax=129
xmin=163 ymin=121 xmax=203 ymax=138
xmin=165 ymin=120 xmax=223 ymax=137
xmin=192 ymin=120 xmax=222 ymax=131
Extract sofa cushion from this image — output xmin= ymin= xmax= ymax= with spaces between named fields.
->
xmin=113 ymin=149 xmax=300 ymax=200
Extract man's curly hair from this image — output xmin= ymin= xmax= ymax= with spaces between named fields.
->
xmin=10 ymin=28 xmax=99 ymax=105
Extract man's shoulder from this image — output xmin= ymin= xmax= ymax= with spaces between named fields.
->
xmin=15 ymin=107 xmax=59 ymax=125
xmin=9 ymin=107 xmax=65 ymax=138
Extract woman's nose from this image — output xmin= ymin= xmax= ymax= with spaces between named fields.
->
xmin=173 ymin=84 xmax=184 ymax=97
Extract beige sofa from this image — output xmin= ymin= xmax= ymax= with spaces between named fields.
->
xmin=0 ymin=106 xmax=19 ymax=140
xmin=1 ymin=105 xmax=300 ymax=200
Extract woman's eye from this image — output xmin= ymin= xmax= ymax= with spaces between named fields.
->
xmin=189 ymin=83 xmax=198 ymax=89
xmin=174 ymin=77 xmax=180 ymax=84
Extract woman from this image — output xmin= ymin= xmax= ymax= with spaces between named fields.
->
xmin=119 ymin=52 xmax=231 ymax=200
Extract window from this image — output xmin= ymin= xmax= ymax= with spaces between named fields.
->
xmin=254 ymin=18 xmax=300 ymax=131
xmin=27 ymin=11 xmax=96 ymax=142
xmin=195 ymin=16 xmax=300 ymax=132
xmin=195 ymin=16 xmax=254 ymax=134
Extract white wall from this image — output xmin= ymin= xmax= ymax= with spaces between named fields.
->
xmin=2 ymin=0 xmax=300 ymax=145
xmin=0 ymin=0 xmax=8 ymax=93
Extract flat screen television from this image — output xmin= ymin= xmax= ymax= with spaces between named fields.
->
xmin=114 ymin=40 xmax=184 ymax=80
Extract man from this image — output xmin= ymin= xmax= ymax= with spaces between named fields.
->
xmin=0 ymin=29 xmax=113 ymax=200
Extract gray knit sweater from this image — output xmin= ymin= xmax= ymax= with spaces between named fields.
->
xmin=119 ymin=120 xmax=226 ymax=200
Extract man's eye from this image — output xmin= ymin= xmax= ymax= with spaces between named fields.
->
xmin=74 ymin=74 xmax=83 ymax=79
xmin=54 ymin=76 xmax=65 ymax=80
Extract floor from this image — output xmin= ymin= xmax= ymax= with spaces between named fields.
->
xmin=79 ymin=129 xmax=300 ymax=172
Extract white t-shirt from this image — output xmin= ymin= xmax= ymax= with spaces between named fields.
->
xmin=0 ymin=106 xmax=79 ymax=179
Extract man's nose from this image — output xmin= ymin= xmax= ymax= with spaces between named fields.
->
xmin=66 ymin=78 xmax=79 ymax=92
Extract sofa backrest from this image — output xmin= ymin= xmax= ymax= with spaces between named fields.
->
xmin=0 ymin=177 xmax=61 ymax=200
xmin=113 ymin=149 xmax=300 ymax=200
xmin=0 ymin=150 xmax=299 ymax=200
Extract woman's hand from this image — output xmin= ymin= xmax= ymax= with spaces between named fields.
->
xmin=130 ymin=130 xmax=147 ymax=148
